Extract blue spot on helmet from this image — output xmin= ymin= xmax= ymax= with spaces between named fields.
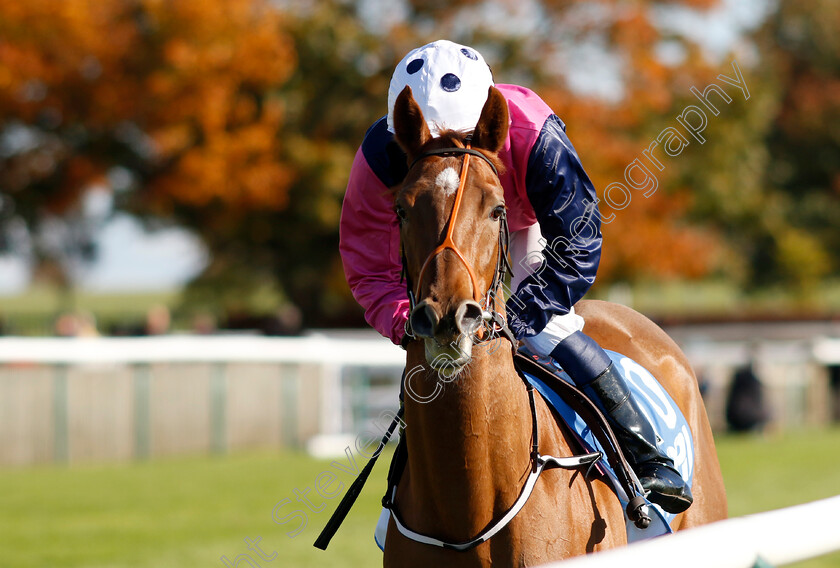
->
xmin=440 ymin=73 xmax=461 ymax=92
xmin=406 ymin=58 xmax=424 ymax=74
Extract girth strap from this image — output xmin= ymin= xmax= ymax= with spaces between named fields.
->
xmin=313 ymin=352 xmax=653 ymax=554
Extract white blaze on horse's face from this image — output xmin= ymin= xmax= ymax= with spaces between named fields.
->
xmin=435 ymin=166 xmax=460 ymax=196
xmin=402 ymin=152 xmax=504 ymax=376
xmin=392 ymin=84 xmax=511 ymax=376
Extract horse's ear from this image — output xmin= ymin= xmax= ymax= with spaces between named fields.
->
xmin=393 ymin=86 xmax=432 ymax=160
xmin=471 ymin=86 xmax=509 ymax=153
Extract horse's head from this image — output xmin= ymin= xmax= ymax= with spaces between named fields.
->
xmin=392 ymin=85 xmax=510 ymax=372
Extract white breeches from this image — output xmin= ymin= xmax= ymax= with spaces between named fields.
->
xmin=509 ymin=223 xmax=585 ymax=355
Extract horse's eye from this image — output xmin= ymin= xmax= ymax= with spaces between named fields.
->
xmin=395 ymin=204 xmax=407 ymax=223
xmin=491 ymin=205 xmax=506 ymax=220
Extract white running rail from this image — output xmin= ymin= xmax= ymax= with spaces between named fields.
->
xmin=0 ymin=332 xmax=405 ymax=365
xmin=544 ymin=495 xmax=840 ymax=568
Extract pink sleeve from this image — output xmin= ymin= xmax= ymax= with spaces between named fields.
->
xmin=339 ymin=148 xmax=410 ymax=345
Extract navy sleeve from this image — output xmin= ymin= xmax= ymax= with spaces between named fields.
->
xmin=361 ymin=117 xmax=408 ymax=188
xmin=508 ymin=114 xmax=602 ymax=339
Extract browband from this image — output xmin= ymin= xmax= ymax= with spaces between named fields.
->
xmin=408 ymin=147 xmax=499 ymax=177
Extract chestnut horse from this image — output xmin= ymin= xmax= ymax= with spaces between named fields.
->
xmin=383 ymin=85 xmax=727 ymax=567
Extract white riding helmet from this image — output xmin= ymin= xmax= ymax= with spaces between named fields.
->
xmin=387 ymin=39 xmax=495 ymax=136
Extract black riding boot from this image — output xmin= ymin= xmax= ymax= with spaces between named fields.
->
xmin=550 ymin=331 xmax=693 ymax=514
xmin=586 ymin=363 xmax=694 ymax=514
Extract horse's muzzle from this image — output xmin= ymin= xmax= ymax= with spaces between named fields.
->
xmin=410 ymin=299 xmax=483 ymax=371
xmin=410 ymin=299 xmax=483 ymax=340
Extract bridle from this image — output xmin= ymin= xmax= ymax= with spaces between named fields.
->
xmin=400 ymin=143 xmax=513 ymax=345
xmin=313 ymin=145 xmax=651 ymax=554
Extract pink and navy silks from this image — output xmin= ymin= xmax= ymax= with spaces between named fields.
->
xmin=339 ymin=84 xmax=602 ymax=346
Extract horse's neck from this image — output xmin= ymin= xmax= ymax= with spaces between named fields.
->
xmin=401 ymin=341 xmax=535 ymax=540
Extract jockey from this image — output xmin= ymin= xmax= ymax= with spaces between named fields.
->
xmin=339 ymin=40 xmax=692 ymax=514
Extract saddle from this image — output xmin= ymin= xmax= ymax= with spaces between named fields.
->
xmin=516 ymin=350 xmax=695 ymax=534
xmin=314 ymin=350 xmax=693 ymax=551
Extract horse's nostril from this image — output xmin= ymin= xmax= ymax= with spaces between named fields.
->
xmin=455 ymin=301 xmax=483 ymax=335
xmin=410 ymin=302 xmax=439 ymax=339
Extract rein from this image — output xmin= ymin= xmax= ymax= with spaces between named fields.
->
xmin=401 ymin=144 xmax=513 ymax=344
xmin=384 ymin=145 xmax=603 ymax=551
xmin=314 ymin=141 xmax=643 ymax=553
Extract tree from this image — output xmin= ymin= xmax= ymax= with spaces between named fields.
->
xmin=668 ymin=0 xmax=839 ymax=294
xmin=0 ymin=0 xmax=297 ymax=305
xmin=178 ymin=0 xmax=391 ymax=326
xmin=759 ymin=0 xmax=839 ymax=290
xmin=276 ymin=0 xmax=729 ymax=320
xmin=9 ymin=0 xmax=833 ymax=331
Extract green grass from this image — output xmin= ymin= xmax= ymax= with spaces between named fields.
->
xmin=0 ymin=286 xmax=178 ymax=335
xmin=716 ymin=429 xmax=840 ymax=568
xmin=0 ymin=429 xmax=839 ymax=567
xmin=0 ymin=450 xmax=386 ymax=568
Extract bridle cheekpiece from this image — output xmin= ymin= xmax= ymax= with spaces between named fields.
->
xmin=400 ymin=143 xmax=513 ymax=346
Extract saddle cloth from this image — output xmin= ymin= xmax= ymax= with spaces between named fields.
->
xmin=521 ymin=349 xmax=695 ymax=540
xmin=374 ymin=350 xmax=694 ymax=550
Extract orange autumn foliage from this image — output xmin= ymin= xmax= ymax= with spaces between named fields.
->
xmin=0 ymin=0 xmax=296 ymax=214
xmin=543 ymin=86 xmax=721 ymax=282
